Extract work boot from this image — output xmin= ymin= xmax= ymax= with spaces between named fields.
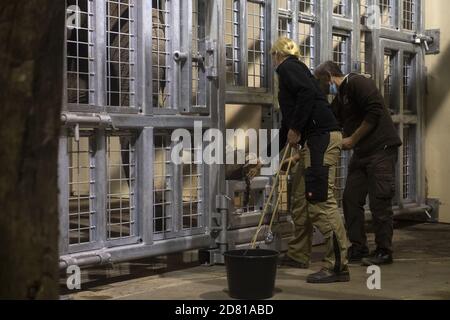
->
xmin=361 ymin=249 xmax=393 ymax=266
xmin=306 ymin=266 xmax=350 ymax=284
xmin=278 ymin=255 xmax=309 ymax=269
xmin=347 ymin=245 xmax=369 ymax=263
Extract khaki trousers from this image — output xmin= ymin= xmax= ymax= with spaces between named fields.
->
xmin=287 ymin=131 xmax=349 ymax=271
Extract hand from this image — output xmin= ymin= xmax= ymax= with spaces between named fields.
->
xmin=281 ymin=154 xmax=300 ymax=172
xmin=245 ymin=161 xmax=262 ymax=180
xmin=342 ymin=137 xmax=355 ymax=150
xmin=287 ymin=129 xmax=301 ymax=146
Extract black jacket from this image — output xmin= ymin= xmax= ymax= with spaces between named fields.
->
xmin=332 ymin=73 xmax=402 ymax=156
xmin=277 ymin=56 xmax=340 ymax=147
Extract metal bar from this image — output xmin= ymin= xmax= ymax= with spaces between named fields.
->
xmin=141 ymin=0 xmax=153 ymax=115
xmin=95 ymin=129 xmax=107 ymax=248
xmin=166 ymin=0 xmax=179 ymax=111
xmin=109 ymin=114 xmax=212 ymax=129
xmin=58 ymin=134 xmax=70 ymax=255
xmin=137 ymin=127 xmax=154 ymax=244
xmin=178 ymin=0 xmax=193 ymax=113
xmin=59 ymin=233 xmax=212 ymax=269
xmin=213 ymin=0 xmax=229 ymax=252
xmin=226 ymin=91 xmax=274 ymax=104
xmin=136 ymin=0 xmax=146 ymax=114
xmin=240 ymin=0 xmax=248 ymax=86
xmin=95 ymin=0 xmax=106 ymax=110
xmin=61 ymin=113 xmax=113 ymax=126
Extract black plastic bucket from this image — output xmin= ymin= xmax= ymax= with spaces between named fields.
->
xmin=224 ymin=249 xmax=280 ymax=300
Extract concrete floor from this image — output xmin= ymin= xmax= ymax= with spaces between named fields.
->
xmin=62 ymin=222 xmax=450 ymax=300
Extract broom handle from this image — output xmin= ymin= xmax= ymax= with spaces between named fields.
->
xmin=251 ymin=145 xmax=291 ymax=249
xmin=268 ymin=149 xmax=295 ymax=232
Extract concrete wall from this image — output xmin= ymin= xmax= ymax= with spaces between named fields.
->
xmin=425 ymin=0 xmax=450 ymax=223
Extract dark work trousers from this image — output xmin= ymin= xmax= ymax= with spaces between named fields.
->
xmin=343 ymin=147 xmax=398 ymax=253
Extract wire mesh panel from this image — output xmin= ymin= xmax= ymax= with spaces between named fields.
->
xmin=66 ymin=0 xmax=95 ymax=106
xmin=403 ymin=53 xmax=415 ymax=113
xmin=279 ymin=0 xmax=292 ymax=11
xmin=278 ymin=0 xmax=292 ymax=38
xmin=68 ymin=133 xmax=96 ymax=245
xmin=225 ymin=0 xmax=241 ymax=86
xmin=152 ymin=0 xmax=171 ymax=109
xmin=278 ymin=0 xmax=293 ymax=38
xmin=402 ymin=0 xmax=415 ymax=31
xmin=106 ymin=0 xmax=137 ymax=109
xmin=299 ymin=0 xmax=314 ymax=15
xmin=247 ymin=0 xmax=266 ymax=88
xmin=379 ymin=0 xmax=395 ymax=28
xmin=335 ymin=151 xmax=351 ymax=209
xmin=402 ymin=126 xmax=416 ymax=202
xmin=360 ymin=0 xmax=369 ymax=26
xmin=106 ymin=132 xmax=136 ymax=240
xmin=182 ymin=141 xmax=204 ymax=231
xmin=233 ymin=188 xmax=261 ymax=214
xmin=298 ymin=22 xmax=316 ymax=69
xmin=332 ymin=33 xmax=350 ymax=73
xmin=153 ymin=134 xmax=174 ymax=238
xmin=360 ymin=31 xmax=372 ymax=76
xmin=383 ymin=50 xmax=397 ymax=112
xmin=333 ymin=0 xmax=348 ymax=17
xmin=278 ymin=15 xmax=293 ymax=38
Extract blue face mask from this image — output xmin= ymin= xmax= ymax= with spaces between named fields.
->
xmin=329 ymin=82 xmax=338 ymax=96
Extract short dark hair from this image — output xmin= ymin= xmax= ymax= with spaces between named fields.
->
xmin=314 ymin=61 xmax=345 ymax=78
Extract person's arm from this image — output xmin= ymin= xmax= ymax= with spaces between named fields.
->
xmin=278 ymin=62 xmax=316 ymax=135
xmin=343 ymin=77 xmax=383 ymax=150
xmin=342 ymin=121 xmax=375 ymax=150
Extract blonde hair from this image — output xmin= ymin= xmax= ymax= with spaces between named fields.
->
xmin=270 ymin=37 xmax=300 ymax=59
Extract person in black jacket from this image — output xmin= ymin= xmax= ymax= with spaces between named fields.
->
xmin=271 ymin=38 xmax=350 ymax=283
xmin=314 ymin=61 xmax=402 ymax=266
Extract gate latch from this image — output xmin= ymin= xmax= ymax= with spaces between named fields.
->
xmin=413 ymin=30 xmax=440 ymax=55
xmin=206 ymin=40 xmax=218 ymax=80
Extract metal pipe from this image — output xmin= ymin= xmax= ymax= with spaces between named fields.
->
xmin=215 ymin=195 xmax=230 ymax=259
xmin=363 ymin=204 xmax=432 ymax=221
xmin=59 ymin=234 xmax=211 ymax=269
xmin=393 ymin=205 xmax=433 ymax=217
xmin=59 ymin=251 xmax=111 ymax=270
xmin=60 ymin=113 xmax=113 ymax=126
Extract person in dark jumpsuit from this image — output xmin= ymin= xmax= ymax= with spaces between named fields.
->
xmin=271 ymin=38 xmax=350 ymax=283
xmin=314 ymin=61 xmax=402 ymax=266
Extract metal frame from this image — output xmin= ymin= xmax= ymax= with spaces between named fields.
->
xmin=60 ymin=0 xmax=218 ymax=267
xmin=59 ymin=0 xmax=428 ymax=268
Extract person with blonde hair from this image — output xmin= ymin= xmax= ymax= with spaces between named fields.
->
xmin=271 ymin=37 xmax=350 ymax=283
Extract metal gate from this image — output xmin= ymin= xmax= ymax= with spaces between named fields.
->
xmin=59 ymin=0 xmax=429 ymax=268
xmin=59 ymin=0 xmax=220 ymax=268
